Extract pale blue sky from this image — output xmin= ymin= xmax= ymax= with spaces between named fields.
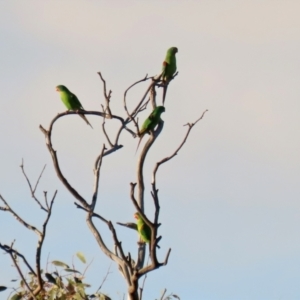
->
xmin=1 ymin=1 xmax=300 ymax=299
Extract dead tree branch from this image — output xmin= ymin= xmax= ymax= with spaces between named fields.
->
xmin=34 ymin=190 xmax=57 ymax=295
xmin=98 ymin=72 xmax=113 ymax=118
xmin=152 ymin=110 xmax=208 ymax=186
xmin=96 ymin=263 xmax=112 ymax=293
xmin=20 ymin=160 xmax=48 ymax=212
xmin=101 ymin=106 xmax=114 ymax=148
xmin=38 ymin=70 xmax=198 ymax=300
xmin=91 ymin=144 xmax=106 ymax=211
xmin=123 ymin=74 xmax=152 ymax=135
xmin=0 ymin=243 xmax=36 ymax=275
xmin=7 ymin=241 xmax=37 ymax=300
xmin=134 ymin=121 xmax=164 ymax=270
xmin=1 ymin=191 xmax=57 ymax=296
xmin=0 ymin=162 xmax=57 ymax=299
xmin=0 ymin=194 xmax=42 ymax=235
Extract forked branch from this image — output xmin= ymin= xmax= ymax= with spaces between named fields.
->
xmin=152 ymin=109 xmax=208 ymax=185
xmin=98 ymin=71 xmax=113 ymax=118
xmin=0 ymin=165 xmax=57 ymax=299
xmin=20 ymin=160 xmax=48 ymax=212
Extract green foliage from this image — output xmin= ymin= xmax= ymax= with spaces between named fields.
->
xmin=76 ymin=252 xmax=86 ymax=264
xmin=7 ymin=255 xmax=111 ymax=300
xmin=52 ymin=261 xmax=70 ymax=268
xmin=165 ymin=295 xmax=180 ymax=300
xmin=64 ymin=268 xmax=81 ymax=274
xmin=10 ymin=294 xmax=22 ymax=300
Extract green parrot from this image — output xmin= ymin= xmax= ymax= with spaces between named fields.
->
xmin=136 ymin=106 xmax=165 ymax=152
xmin=134 ymin=212 xmax=151 ymax=243
xmin=161 ymin=47 xmax=178 ymax=105
xmin=56 ymin=85 xmax=93 ymax=128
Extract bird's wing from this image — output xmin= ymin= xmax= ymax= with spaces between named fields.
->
xmin=70 ymin=93 xmax=84 ymax=110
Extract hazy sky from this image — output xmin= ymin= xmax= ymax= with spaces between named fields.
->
xmin=1 ymin=1 xmax=300 ymax=299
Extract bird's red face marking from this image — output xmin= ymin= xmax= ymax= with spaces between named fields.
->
xmin=134 ymin=213 xmax=139 ymax=219
xmin=163 ymin=61 xmax=168 ymax=66
xmin=55 ymin=87 xmax=59 ymax=91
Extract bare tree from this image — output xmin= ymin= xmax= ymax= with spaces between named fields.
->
xmin=38 ymin=70 xmax=207 ymax=300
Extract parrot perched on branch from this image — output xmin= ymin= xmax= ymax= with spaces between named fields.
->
xmin=136 ymin=106 xmax=165 ymax=152
xmin=161 ymin=47 xmax=178 ymax=105
xmin=134 ymin=212 xmax=151 ymax=243
xmin=56 ymin=85 xmax=93 ymax=128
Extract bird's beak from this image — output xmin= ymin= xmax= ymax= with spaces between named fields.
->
xmin=55 ymin=87 xmax=59 ymax=91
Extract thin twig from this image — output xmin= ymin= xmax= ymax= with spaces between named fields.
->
xmin=85 ymin=215 xmax=131 ymax=286
xmin=35 ymin=190 xmax=57 ymax=294
xmin=43 ymin=191 xmax=49 ymax=210
xmin=102 ymin=145 xmax=123 ymax=157
xmin=131 ymin=98 xmax=151 ymax=120
xmin=108 ymin=221 xmax=132 ymax=272
xmin=96 ymin=263 xmax=112 ymax=293
xmin=160 ymin=289 xmax=167 ymax=300
xmin=139 ymin=256 xmax=149 ymax=300
xmin=101 ymin=104 xmax=114 ymax=147
xmin=0 ymin=195 xmax=42 ymax=235
xmin=82 ymin=257 xmax=94 ymax=277
xmin=163 ymin=249 xmax=171 ymax=266
xmin=74 ymin=202 xmax=109 ymax=224
xmin=20 ymin=160 xmax=47 ymax=212
xmin=8 ymin=242 xmax=37 ymax=300
xmin=152 ymin=110 xmax=208 ymax=185
xmin=123 ymin=74 xmax=151 ymax=118
xmin=97 ymin=72 xmax=112 ymax=118
xmin=123 ymin=75 xmax=154 ymax=137
xmin=33 ymin=165 xmax=47 ymax=194
xmin=91 ymin=144 xmax=106 ymax=211
xmin=131 ymin=81 xmax=156 ymax=117
xmin=0 ymin=243 xmax=36 ymax=275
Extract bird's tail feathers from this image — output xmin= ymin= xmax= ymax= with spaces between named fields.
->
xmin=162 ymin=82 xmax=168 ymax=106
xmin=79 ymin=114 xmax=93 ymax=129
